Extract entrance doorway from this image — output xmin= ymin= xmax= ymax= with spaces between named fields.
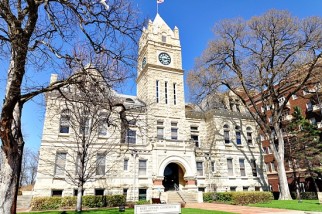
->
xmin=163 ymin=163 xmax=184 ymax=191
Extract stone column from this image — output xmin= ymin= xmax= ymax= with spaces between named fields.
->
xmin=152 ymin=176 xmax=164 ymax=198
xmin=184 ymin=176 xmax=198 ymax=191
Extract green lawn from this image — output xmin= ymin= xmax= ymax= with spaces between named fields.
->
xmin=249 ymin=200 xmax=322 ymax=212
xmin=20 ymin=208 xmax=234 ymax=214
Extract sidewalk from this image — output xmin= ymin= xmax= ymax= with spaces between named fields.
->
xmin=185 ymin=202 xmax=307 ymax=214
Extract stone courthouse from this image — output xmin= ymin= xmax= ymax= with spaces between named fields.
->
xmin=33 ymin=14 xmax=267 ymax=202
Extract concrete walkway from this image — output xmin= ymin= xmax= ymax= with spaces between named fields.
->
xmin=185 ymin=202 xmax=307 ymax=214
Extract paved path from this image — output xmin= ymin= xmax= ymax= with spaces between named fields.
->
xmin=186 ymin=203 xmax=306 ymax=214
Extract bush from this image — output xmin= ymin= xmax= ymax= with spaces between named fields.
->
xmin=31 ymin=197 xmax=62 ymax=211
xmin=61 ymin=196 xmax=76 ymax=208
xmin=231 ymin=192 xmax=273 ymax=205
xmin=203 ymin=192 xmax=215 ymax=202
xmin=32 ymin=194 xmax=126 ymax=211
xmin=82 ymin=195 xmax=106 ymax=208
xmin=136 ymin=200 xmax=150 ymax=205
xmin=106 ymin=195 xmax=126 ymax=207
xmin=215 ymin=192 xmax=233 ymax=202
xmin=300 ymin=192 xmax=318 ymax=200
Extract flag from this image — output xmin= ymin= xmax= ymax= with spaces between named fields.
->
xmin=157 ymin=0 xmax=164 ymax=3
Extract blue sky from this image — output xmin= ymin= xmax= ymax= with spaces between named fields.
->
xmin=1 ymin=0 xmax=322 ymax=152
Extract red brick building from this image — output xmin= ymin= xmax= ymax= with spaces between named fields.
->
xmin=256 ymin=85 xmax=322 ymax=196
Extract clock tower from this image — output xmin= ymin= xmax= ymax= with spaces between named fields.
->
xmin=137 ymin=14 xmax=186 ymax=141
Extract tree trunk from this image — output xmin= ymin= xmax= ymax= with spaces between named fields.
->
xmin=0 ymin=103 xmax=24 ymax=213
xmin=273 ymin=124 xmax=292 ymax=200
xmin=76 ymin=184 xmax=83 ymax=212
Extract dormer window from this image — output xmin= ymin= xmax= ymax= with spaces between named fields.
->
xmin=125 ymin=98 xmax=135 ymax=103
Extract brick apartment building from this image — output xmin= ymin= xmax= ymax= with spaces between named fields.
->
xmin=257 ymin=84 xmax=322 ymax=195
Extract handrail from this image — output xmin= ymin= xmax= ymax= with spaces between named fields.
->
xmin=174 ymin=183 xmax=179 ymax=191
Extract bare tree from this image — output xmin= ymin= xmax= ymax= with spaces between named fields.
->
xmin=188 ymin=9 xmax=322 ymax=200
xmin=20 ymin=147 xmax=38 ymax=187
xmin=0 ymin=0 xmax=142 ymax=213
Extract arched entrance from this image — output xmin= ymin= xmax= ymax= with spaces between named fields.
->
xmin=163 ymin=163 xmax=185 ymax=191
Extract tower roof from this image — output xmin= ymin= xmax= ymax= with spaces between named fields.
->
xmin=153 ymin=13 xmax=172 ymax=31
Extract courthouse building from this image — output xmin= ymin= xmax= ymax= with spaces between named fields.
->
xmin=33 ymin=14 xmax=267 ymax=202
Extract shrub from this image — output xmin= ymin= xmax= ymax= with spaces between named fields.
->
xmin=203 ymin=192 xmax=215 ymax=202
xmin=300 ymin=192 xmax=318 ymax=200
xmin=136 ymin=200 xmax=150 ymax=205
xmin=126 ymin=202 xmax=135 ymax=208
xmin=215 ymin=192 xmax=233 ymax=202
xmin=61 ymin=196 xmax=76 ymax=208
xmin=82 ymin=195 xmax=106 ymax=208
xmin=231 ymin=192 xmax=273 ymax=205
xmin=31 ymin=197 xmax=62 ymax=211
xmin=106 ymin=195 xmax=126 ymax=207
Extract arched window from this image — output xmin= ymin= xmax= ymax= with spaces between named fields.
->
xmin=235 ymin=125 xmax=241 ymax=145
xmin=59 ymin=109 xmax=70 ymax=134
xmin=223 ymin=124 xmax=230 ymax=144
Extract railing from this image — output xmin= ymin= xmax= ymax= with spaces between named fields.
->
xmin=173 ymin=183 xmax=186 ymax=204
xmin=174 ymin=183 xmax=179 ymax=191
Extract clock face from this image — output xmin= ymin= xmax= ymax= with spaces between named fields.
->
xmin=158 ymin=52 xmax=171 ymax=65
xmin=142 ymin=57 xmax=146 ymax=69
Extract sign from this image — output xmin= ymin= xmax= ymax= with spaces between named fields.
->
xmin=134 ymin=204 xmax=181 ymax=214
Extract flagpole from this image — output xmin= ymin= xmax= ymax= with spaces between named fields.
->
xmin=157 ymin=0 xmax=159 ymax=14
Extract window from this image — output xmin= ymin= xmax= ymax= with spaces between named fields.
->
xmin=52 ymin=190 xmax=63 ymax=197
xmin=74 ymin=189 xmax=84 ymax=196
xmin=59 ymin=109 xmax=70 ymax=134
xmin=239 ymin=159 xmax=246 ymax=176
xmin=191 ymin=135 xmax=199 ymax=147
xmin=211 ymin=161 xmax=216 ymax=172
xmin=165 ymin=81 xmax=168 ymax=104
xmin=198 ymin=187 xmax=205 ymax=192
xmin=123 ymin=188 xmax=128 ymax=196
xmin=251 ymin=159 xmax=257 ymax=176
xmin=173 ymin=83 xmax=176 ymax=105
xmin=246 ymin=127 xmax=252 ymax=145
xmin=139 ymin=160 xmax=147 ymax=176
xmin=270 ymin=162 xmax=276 ymax=172
xmin=139 ymin=189 xmax=147 ymax=200
xmin=227 ymin=158 xmax=233 ymax=176
xmin=243 ymin=186 xmax=249 ymax=191
xmin=95 ymin=189 xmax=104 ymax=196
xmin=307 ymin=102 xmax=313 ymax=111
xmin=196 ymin=161 xmax=203 ymax=176
xmin=236 ymin=103 xmax=241 ymax=112
xmin=79 ymin=115 xmax=90 ymax=135
xmin=127 ymin=129 xmax=136 ymax=144
xmin=255 ymin=186 xmax=260 ymax=191
xmin=157 ymin=120 xmax=164 ymax=139
xmin=98 ymin=113 xmax=108 ymax=136
xmin=223 ymin=124 xmax=230 ymax=144
xmin=96 ymin=153 xmax=106 ymax=175
xmin=230 ymin=187 xmax=236 ymax=192
xmin=124 ymin=159 xmax=128 ymax=171
xmin=55 ymin=152 xmax=67 ymax=176
xmin=191 ymin=126 xmax=199 ymax=147
xmin=266 ymin=163 xmax=270 ymax=172
xmin=235 ymin=126 xmax=241 ymax=145
xmin=171 ymin=122 xmax=178 ymax=140
xmin=162 ymin=33 xmax=167 ymax=43
xmin=156 ymin=80 xmax=159 ymax=103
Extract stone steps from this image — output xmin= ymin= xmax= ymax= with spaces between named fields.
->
xmin=17 ymin=195 xmax=33 ymax=209
xmin=167 ymin=191 xmax=198 ymax=204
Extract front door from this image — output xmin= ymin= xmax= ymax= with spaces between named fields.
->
xmin=163 ymin=163 xmax=179 ymax=191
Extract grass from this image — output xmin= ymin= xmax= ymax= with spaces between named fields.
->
xmin=20 ymin=208 xmax=235 ymax=214
xmin=249 ymin=200 xmax=322 ymax=212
